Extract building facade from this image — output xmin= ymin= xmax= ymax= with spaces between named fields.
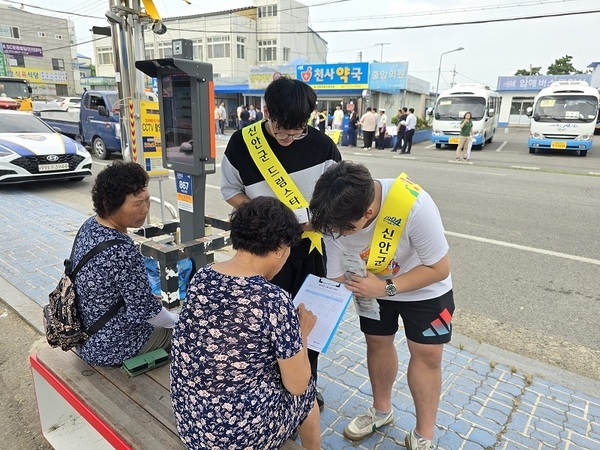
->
xmin=94 ymin=0 xmax=327 ymax=79
xmin=496 ymin=74 xmax=593 ymax=127
xmin=0 ymin=5 xmax=79 ymax=98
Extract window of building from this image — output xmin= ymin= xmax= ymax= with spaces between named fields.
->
xmin=258 ymin=40 xmax=277 ymax=62
xmin=52 ymin=58 xmax=65 ymax=70
xmin=56 ymin=85 xmax=68 ymax=96
xmin=193 ymin=39 xmax=203 ymax=60
xmin=207 ymin=36 xmax=230 ymax=59
xmin=54 ymin=34 xmax=63 ymax=40
xmin=0 ymin=25 xmax=19 ymax=39
xmin=145 ymin=44 xmax=154 ymax=60
xmin=237 ymin=37 xmax=245 ymax=60
xmin=157 ymin=42 xmax=172 ymax=58
xmin=258 ymin=5 xmax=278 ymax=18
xmin=96 ymin=48 xmax=113 ymax=65
xmin=14 ymin=54 xmax=25 ymax=67
xmin=283 ymin=47 xmax=290 ymax=62
xmin=37 ymin=31 xmax=46 ymax=38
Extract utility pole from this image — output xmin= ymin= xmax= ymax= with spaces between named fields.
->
xmin=374 ymin=43 xmax=390 ymax=62
xmin=450 ymin=64 xmax=457 ymax=87
xmin=105 ymin=0 xmax=171 ymax=162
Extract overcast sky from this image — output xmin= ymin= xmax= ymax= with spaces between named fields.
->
xmin=7 ymin=0 xmax=600 ymax=91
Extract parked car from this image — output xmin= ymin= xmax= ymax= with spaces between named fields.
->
xmin=55 ymin=96 xmax=81 ymax=109
xmin=0 ymin=110 xmax=92 ymax=184
xmin=32 ymin=100 xmax=61 ymax=116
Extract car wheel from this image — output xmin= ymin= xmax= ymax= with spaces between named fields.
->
xmin=93 ymin=137 xmax=109 ymax=160
xmin=529 ymin=147 xmax=535 ymax=154
xmin=435 ymin=143 xmax=442 ymax=149
xmin=579 ymin=150 xmax=587 ymax=157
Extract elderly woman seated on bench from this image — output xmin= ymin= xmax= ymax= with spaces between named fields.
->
xmin=74 ymin=161 xmax=178 ymax=366
xmin=170 ymin=197 xmax=321 ymax=450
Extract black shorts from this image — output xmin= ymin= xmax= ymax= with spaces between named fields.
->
xmin=359 ymin=290 xmax=455 ymax=344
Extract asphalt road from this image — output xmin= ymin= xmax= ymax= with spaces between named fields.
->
xmin=3 ymin=125 xmax=599 ymax=392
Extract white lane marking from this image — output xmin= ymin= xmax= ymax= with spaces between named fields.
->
xmin=511 ymin=166 xmax=540 ymax=170
xmin=424 ymin=144 xmax=436 ymax=149
xmin=496 ymin=141 xmax=508 ymax=152
xmin=445 ymin=231 xmax=600 ymax=266
xmin=392 ymin=155 xmax=416 ymax=159
xmin=206 ymin=184 xmax=220 ymax=190
xmin=589 ymin=172 xmax=600 ymax=176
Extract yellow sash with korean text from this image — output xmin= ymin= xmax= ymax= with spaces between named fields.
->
xmin=366 ymin=173 xmax=422 ymax=274
xmin=242 ymin=122 xmax=323 ymax=255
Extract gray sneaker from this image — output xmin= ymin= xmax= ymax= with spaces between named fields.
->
xmin=405 ymin=428 xmax=436 ymax=449
xmin=343 ymin=407 xmax=394 ymax=441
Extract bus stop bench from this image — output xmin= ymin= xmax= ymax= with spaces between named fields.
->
xmin=30 ymin=346 xmax=304 ymax=449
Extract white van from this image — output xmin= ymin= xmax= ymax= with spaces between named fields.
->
xmin=526 ymin=81 xmax=599 ymax=157
xmin=430 ymin=84 xmax=501 ymax=150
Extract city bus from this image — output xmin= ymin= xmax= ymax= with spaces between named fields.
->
xmin=526 ymin=81 xmax=599 ymax=157
xmin=430 ymin=83 xmax=500 ymax=150
xmin=0 ymin=76 xmax=33 ymax=112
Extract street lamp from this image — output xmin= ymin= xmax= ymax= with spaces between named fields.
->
xmin=434 ymin=47 xmax=464 ymax=99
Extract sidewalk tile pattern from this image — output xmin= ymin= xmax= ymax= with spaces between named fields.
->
xmin=1 ymin=190 xmax=599 ymax=449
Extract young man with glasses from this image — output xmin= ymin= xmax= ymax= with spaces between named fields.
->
xmin=221 ymin=77 xmax=342 ymax=412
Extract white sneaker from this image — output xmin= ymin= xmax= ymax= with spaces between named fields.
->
xmin=405 ymin=428 xmax=436 ymax=449
xmin=343 ymin=407 xmax=393 ymax=441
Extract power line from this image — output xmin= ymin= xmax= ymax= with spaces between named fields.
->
xmin=166 ymin=8 xmax=600 ymax=34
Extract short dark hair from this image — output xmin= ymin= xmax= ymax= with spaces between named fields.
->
xmin=92 ymin=161 xmax=149 ymax=218
xmin=409 ymin=108 xmax=414 ymax=113
xmin=264 ymin=77 xmax=316 ymax=129
xmin=230 ymin=197 xmax=302 ymax=256
xmin=310 ymin=161 xmax=375 ymax=236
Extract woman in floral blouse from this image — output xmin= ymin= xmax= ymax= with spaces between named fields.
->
xmin=170 ymin=197 xmax=320 ymax=450
xmin=74 ymin=161 xmax=178 ymax=366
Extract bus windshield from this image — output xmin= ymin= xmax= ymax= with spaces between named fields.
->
xmin=533 ymin=95 xmax=598 ymax=123
xmin=435 ymin=96 xmax=486 ymax=121
xmin=0 ymin=80 xmax=30 ymax=99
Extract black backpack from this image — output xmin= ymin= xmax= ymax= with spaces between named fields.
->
xmin=43 ymin=232 xmax=126 ymax=351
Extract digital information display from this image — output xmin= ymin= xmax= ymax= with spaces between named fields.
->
xmin=162 ymin=73 xmax=194 ymax=167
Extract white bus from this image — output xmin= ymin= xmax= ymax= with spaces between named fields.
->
xmin=526 ymin=81 xmax=599 ymax=157
xmin=430 ymin=84 xmax=500 ymax=150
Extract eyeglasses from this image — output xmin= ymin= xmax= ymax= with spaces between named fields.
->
xmin=269 ymin=121 xmax=308 ymax=140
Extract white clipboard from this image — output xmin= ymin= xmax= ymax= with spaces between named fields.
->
xmin=292 ymin=274 xmax=353 ymax=353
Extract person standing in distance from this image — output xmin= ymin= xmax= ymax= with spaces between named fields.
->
xmin=401 ymin=108 xmax=417 ymax=154
xmin=332 ymin=104 xmax=344 ymax=130
xmin=360 ymin=107 xmax=377 ymax=150
xmin=220 ymin=77 xmax=342 ymax=411
xmin=309 ymin=161 xmax=454 ymax=449
xmin=456 ymin=112 xmax=473 ymax=161
xmin=392 ymin=107 xmax=408 ymax=152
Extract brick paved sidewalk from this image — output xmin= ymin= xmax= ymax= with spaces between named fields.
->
xmin=1 ymin=190 xmax=599 ymax=449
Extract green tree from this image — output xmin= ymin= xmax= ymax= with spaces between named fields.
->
xmin=90 ymin=65 xmax=96 ymax=77
xmin=546 ymin=55 xmax=583 ymax=75
xmin=514 ymin=66 xmax=542 ymax=76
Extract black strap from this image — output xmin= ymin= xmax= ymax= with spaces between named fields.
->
xmin=87 ymin=297 xmax=125 ymax=336
xmin=68 ymin=234 xmax=129 ymax=336
xmin=70 ymin=239 xmax=127 ymax=279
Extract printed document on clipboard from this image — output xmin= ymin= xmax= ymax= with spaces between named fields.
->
xmin=292 ymin=274 xmax=353 ymax=353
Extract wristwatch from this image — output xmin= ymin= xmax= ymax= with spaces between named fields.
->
xmin=385 ymin=279 xmax=397 ymax=296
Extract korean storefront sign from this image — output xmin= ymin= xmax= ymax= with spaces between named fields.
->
xmin=296 ymin=63 xmax=369 ymax=89
xmin=368 ymin=62 xmax=409 ymax=92
xmin=496 ymin=75 xmax=591 ymax=92
xmin=249 ymin=65 xmax=296 ymax=90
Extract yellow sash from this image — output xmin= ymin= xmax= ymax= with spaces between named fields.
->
xmin=366 ymin=173 xmax=422 ymax=274
xmin=242 ymin=121 xmax=323 ymax=255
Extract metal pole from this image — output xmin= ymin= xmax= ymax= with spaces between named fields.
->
xmin=434 ymin=47 xmax=464 ymax=99
xmin=374 ymin=43 xmax=390 ymax=62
